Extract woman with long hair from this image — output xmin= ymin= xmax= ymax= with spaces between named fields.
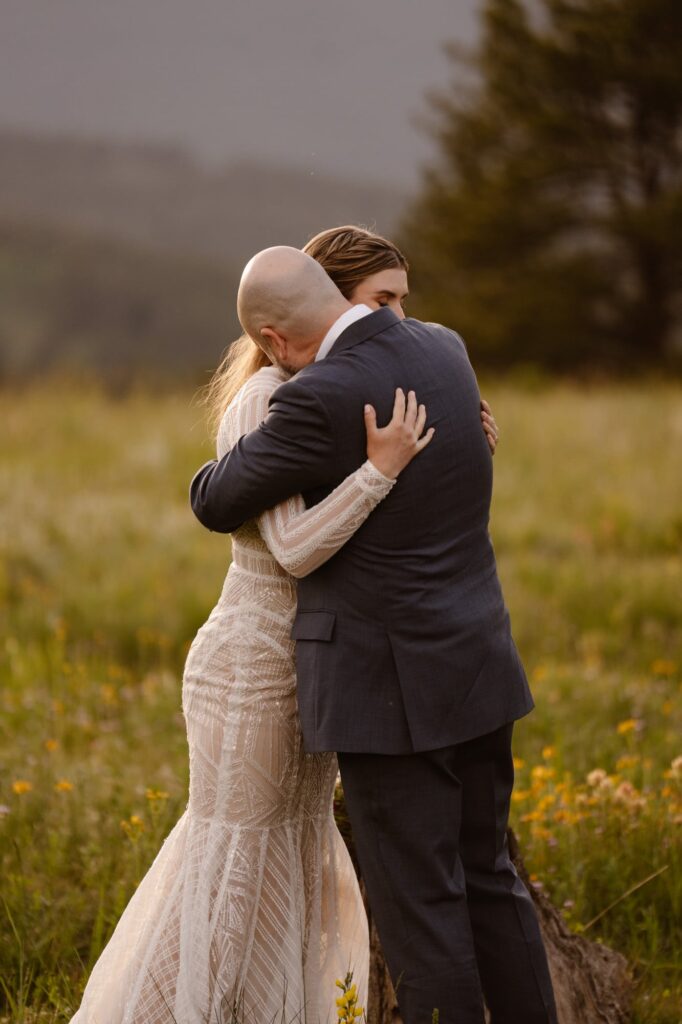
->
xmin=70 ymin=227 xmax=498 ymax=1024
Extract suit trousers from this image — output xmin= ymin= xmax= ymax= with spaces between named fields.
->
xmin=338 ymin=721 xmax=558 ymax=1024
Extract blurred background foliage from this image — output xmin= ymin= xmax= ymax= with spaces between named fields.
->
xmin=1 ymin=0 xmax=680 ymax=385
xmin=403 ymin=0 xmax=682 ymax=372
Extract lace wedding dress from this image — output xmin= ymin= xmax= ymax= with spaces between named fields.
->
xmin=70 ymin=365 xmax=395 ymax=1024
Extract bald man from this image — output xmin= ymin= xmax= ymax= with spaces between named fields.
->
xmin=190 ymin=247 xmax=557 ymax=1024
xmin=236 ymin=245 xmax=350 ymax=374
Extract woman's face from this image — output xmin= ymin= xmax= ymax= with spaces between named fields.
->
xmin=349 ymin=267 xmax=409 ymax=320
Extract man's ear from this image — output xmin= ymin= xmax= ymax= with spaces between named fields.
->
xmin=260 ymin=327 xmax=287 ymax=363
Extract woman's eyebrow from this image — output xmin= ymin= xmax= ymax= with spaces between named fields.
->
xmin=375 ymin=289 xmax=410 ymax=300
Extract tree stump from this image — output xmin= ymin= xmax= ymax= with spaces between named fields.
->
xmin=352 ymin=828 xmax=633 ymax=1024
xmin=506 ymin=828 xmax=633 ymax=1024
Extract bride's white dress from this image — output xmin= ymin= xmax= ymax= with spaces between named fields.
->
xmin=70 ymin=365 xmax=395 ymax=1024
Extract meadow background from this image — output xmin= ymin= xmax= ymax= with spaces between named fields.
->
xmin=1 ymin=379 xmax=680 ymax=1023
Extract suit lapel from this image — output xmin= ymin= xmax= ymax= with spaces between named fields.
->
xmin=327 ymin=306 xmax=400 ymax=358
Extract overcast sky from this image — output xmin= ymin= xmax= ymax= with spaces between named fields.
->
xmin=1 ymin=0 xmax=479 ymax=186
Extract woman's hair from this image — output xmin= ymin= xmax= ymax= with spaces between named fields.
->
xmin=202 ymin=333 xmax=272 ymax=438
xmin=303 ymin=224 xmax=408 ymax=300
xmin=202 ymin=225 xmax=408 ymax=436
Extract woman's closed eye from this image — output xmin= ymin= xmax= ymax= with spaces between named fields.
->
xmin=348 ymin=268 xmax=410 ymax=320
xmin=375 ymin=292 xmax=408 ymax=317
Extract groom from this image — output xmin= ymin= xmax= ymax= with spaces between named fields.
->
xmin=190 ymin=247 xmax=558 ymax=1024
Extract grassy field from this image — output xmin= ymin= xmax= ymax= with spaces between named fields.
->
xmin=1 ymin=379 xmax=680 ymax=1022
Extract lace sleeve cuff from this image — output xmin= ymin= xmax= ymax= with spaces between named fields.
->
xmin=358 ymin=459 xmax=398 ymax=495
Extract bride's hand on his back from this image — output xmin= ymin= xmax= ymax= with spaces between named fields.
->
xmin=480 ymin=398 xmax=499 ymax=455
xmin=364 ymin=388 xmax=435 ymax=480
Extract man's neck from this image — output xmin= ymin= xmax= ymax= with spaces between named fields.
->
xmin=315 ymin=301 xmax=373 ymax=363
xmin=317 ymin=300 xmax=353 ymax=344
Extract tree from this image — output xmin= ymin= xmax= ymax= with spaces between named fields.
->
xmin=402 ymin=0 xmax=682 ymax=371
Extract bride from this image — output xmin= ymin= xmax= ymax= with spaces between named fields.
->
xmin=69 ymin=226 xmax=498 ymax=1024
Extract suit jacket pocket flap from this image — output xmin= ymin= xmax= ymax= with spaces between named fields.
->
xmin=291 ymin=611 xmax=336 ymax=642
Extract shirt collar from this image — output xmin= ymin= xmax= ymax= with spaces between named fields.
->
xmin=315 ymin=303 xmax=374 ymax=362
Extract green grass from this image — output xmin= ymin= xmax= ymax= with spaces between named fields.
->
xmin=1 ymin=379 xmax=680 ymax=1023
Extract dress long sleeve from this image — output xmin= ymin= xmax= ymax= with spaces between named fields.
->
xmin=218 ymin=367 xmax=395 ymax=578
xmin=192 ymin=367 xmax=340 ymax=533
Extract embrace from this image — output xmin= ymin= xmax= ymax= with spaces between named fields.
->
xmin=70 ymin=226 xmax=558 ymax=1023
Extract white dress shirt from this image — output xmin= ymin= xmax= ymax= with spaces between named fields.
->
xmin=315 ymin=304 xmax=374 ymax=362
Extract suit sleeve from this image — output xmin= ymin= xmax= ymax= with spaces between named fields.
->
xmin=190 ymin=376 xmax=338 ymax=533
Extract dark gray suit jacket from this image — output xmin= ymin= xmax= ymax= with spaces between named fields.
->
xmin=190 ymin=307 xmax=534 ymax=753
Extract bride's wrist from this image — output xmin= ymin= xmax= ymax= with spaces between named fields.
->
xmin=365 ymin=457 xmax=398 ymax=484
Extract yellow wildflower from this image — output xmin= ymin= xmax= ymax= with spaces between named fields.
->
xmin=145 ymin=788 xmax=170 ymax=801
xmin=532 ymin=664 xmax=548 ymax=683
xmin=651 ymin=659 xmax=676 ymax=677
xmin=616 ymin=718 xmax=638 ymax=735
xmin=120 ymin=814 xmax=145 ymax=840
xmin=552 ymin=808 xmax=582 ymax=825
xmin=615 ymin=754 xmax=640 ymax=772
xmin=542 ymin=746 xmax=555 ymax=760
xmin=55 ymin=779 xmax=74 ymax=793
xmin=531 ymin=826 xmax=555 ymax=842
xmin=334 ymin=972 xmax=364 ymax=1023
xmin=100 ymin=683 xmax=118 ymax=706
xmin=44 ymin=738 xmax=59 ymax=752
xmin=12 ymin=780 xmax=32 ymax=795
xmin=512 ymin=757 xmax=525 ymax=770
xmin=531 ymin=764 xmax=555 ymax=782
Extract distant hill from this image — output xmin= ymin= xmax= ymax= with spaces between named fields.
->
xmin=0 ymin=128 xmax=410 ymax=383
xmin=0 ymin=218 xmax=238 ymax=383
xmin=0 ymin=128 xmax=408 ymax=269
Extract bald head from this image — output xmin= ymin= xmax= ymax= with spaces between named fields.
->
xmin=237 ymin=246 xmax=350 ymax=370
